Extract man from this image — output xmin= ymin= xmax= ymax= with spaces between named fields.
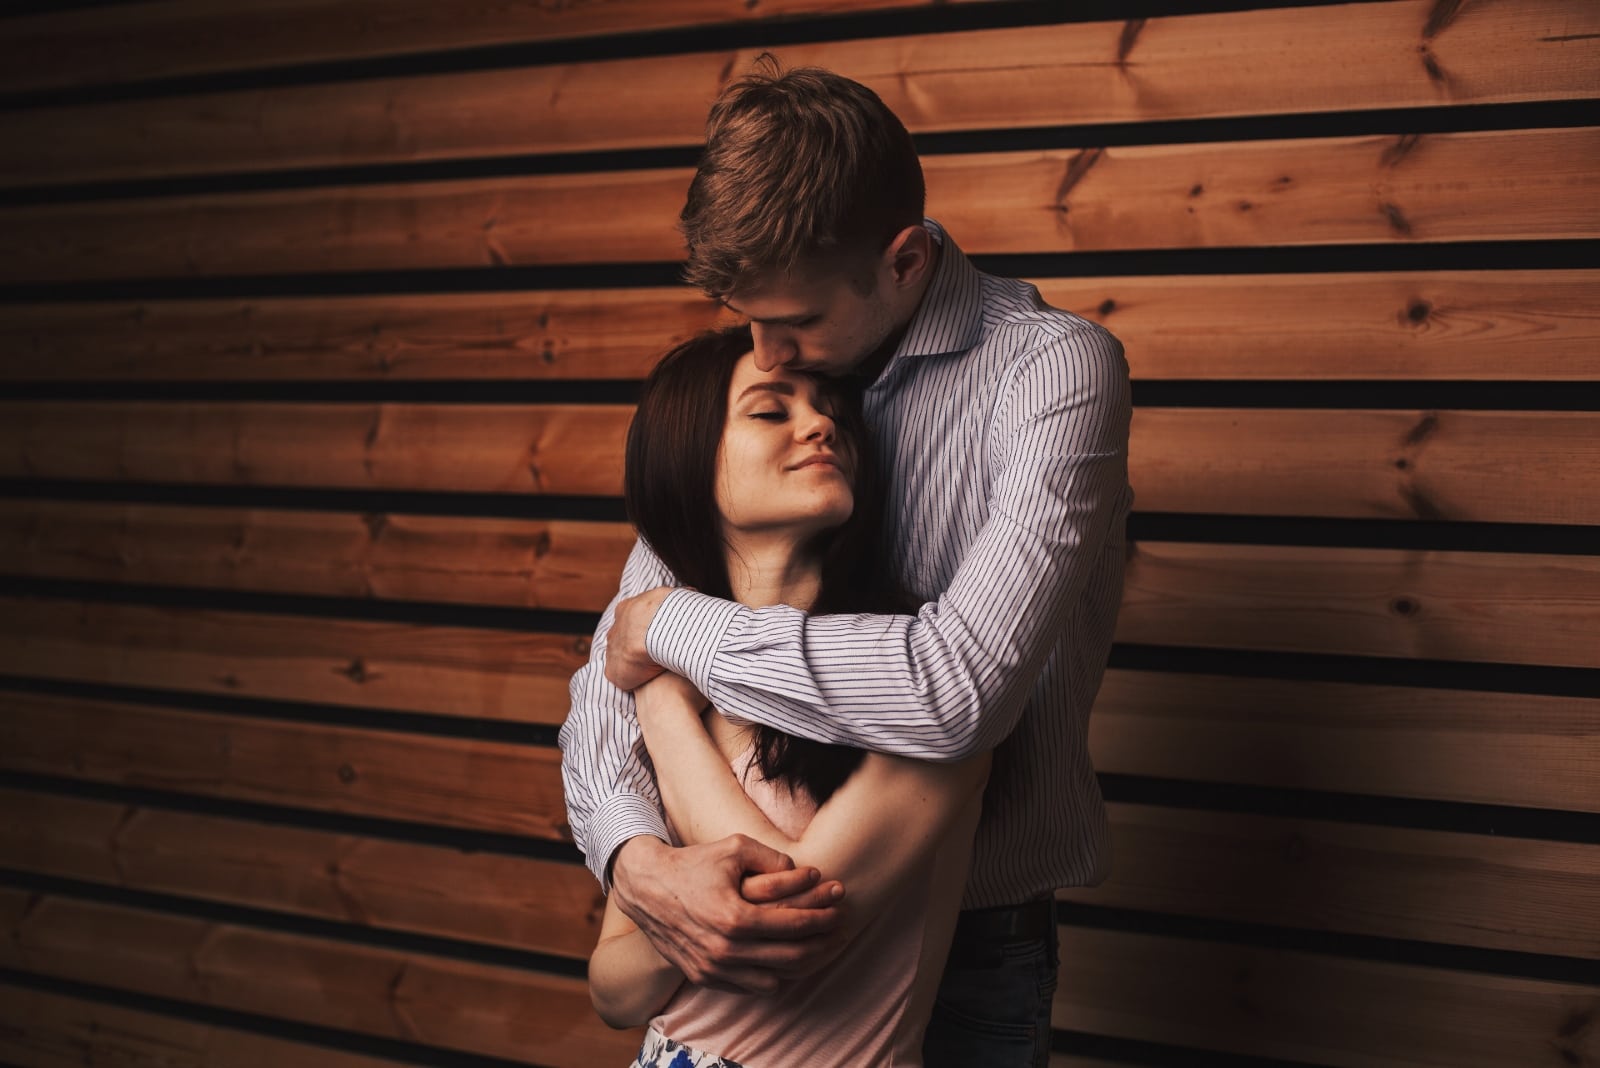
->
xmin=559 ymin=58 xmax=1131 ymax=1066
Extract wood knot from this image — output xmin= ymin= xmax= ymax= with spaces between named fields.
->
xmin=1381 ymin=202 xmax=1414 ymax=237
xmin=1390 ymin=596 xmax=1420 ymax=618
xmin=1394 ymin=457 xmax=1409 ymax=471
xmin=1406 ymin=300 xmax=1432 ymax=325
xmin=1097 ymin=298 xmax=1117 ymax=317
xmin=363 ymin=513 xmax=389 ymax=538
xmin=1189 ymin=183 xmax=1204 ymax=197
xmin=339 ymin=658 xmax=370 ymax=683
xmin=337 ymin=763 xmax=357 ymax=784
xmin=574 ymin=637 xmax=591 ymax=656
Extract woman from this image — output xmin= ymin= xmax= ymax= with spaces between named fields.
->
xmin=589 ymin=325 xmax=991 ymax=1067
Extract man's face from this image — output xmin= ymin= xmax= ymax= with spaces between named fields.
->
xmin=721 ymin=257 xmax=899 ymax=378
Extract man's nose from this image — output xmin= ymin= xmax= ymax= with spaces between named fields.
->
xmin=751 ymin=323 xmax=797 ymax=371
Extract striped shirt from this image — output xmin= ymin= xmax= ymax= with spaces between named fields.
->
xmin=558 ymin=219 xmax=1132 ymax=907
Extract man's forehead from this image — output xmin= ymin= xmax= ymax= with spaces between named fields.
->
xmin=724 ymin=270 xmax=842 ymax=318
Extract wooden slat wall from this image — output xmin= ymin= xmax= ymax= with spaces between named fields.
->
xmin=1 ymin=2 xmax=1596 ymax=1066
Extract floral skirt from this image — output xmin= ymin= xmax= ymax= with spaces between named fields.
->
xmin=633 ymin=1024 xmax=746 ymax=1068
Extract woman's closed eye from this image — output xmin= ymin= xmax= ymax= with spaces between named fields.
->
xmin=749 ymin=409 xmax=787 ymax=421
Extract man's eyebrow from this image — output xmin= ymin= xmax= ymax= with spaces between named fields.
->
xmin=736 ymin=381 xmax=796 ymax=401
xmin=721 ymin=299 xmax=815 ymax=327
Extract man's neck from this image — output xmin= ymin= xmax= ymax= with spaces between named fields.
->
xmin=852 ymin=237 xmax=941 ymax=388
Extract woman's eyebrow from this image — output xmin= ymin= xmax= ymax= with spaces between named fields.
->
xmin=736 ymin=381 xmax=796 ymax=401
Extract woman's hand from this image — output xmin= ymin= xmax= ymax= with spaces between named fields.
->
xmin=634 ymin=670 xmax=709 ymax=730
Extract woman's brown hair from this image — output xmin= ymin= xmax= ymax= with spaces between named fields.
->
xmin=624 ymin=325 xmax=904 ymax=801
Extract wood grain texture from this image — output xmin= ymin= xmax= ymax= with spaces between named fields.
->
xmin=4 ymin=270 xmax=1595 ymax=383
xmin=0 ymin=0 xmax=996 ymax=94
xmin=1091 ymin=669 xmax=1600 ymax=812
xmin=0 ymin=289 xmax=734 ymax=381
xmin=0 ymin=400 xmax=634 ymax=497
xmin=7 ymin=783 xmax=1586 ymax=967
xmin=0 ymin=787 xmax=603 ymax=959
xmin=1118 ymin=541 xmax=1600 ymax=669
xmin=6 ymin=503 xmax=1597 ymax=668
xmin=1061 ymin=802 xmax=1600 ymax=959
xmin=3 ymin=128 xmax=1596 ymax=282
xmin=1054 ymin=926 xmax=1599 ymax=1067
xmin=0 ymin=688 xmax=572 ymax=840
xmin=4 ymin=403 xmax=1594 ymax=524
xmin=4 ymin=1 xmax=1594 ymax=183
xmin=1039 ymin=269 xmax=1600 ymax=381
xmin=0 ymin=983 xmax=414 ymax=1068
xmin=4 ymin=597 xmax=1593 ymax=811
xmin=0 ymin=888 xmax=643 ymax=1066
xmin=1132 ymin=407 xmax=1600 ymax=525
xmin=0 ymin=500 xmax=636 ymax=612
xmin=0 ymin=596 xmax=584 ymax=724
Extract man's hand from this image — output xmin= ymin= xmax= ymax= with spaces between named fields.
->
xmin=610 ymin=834 xmax=845 ymax=993
xmin=605 ymin=586 xmax=674 ymax=691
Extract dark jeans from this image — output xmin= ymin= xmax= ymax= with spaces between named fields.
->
xmin=922 ymin=907 xmax=1060 ymax=1068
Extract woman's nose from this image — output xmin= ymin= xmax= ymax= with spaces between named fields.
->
xmin=800 ymin=410 xmax=836 ymax=443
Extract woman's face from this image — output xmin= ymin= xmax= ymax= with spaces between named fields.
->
xmin=715 ymin=350 xmax=854 ymax=541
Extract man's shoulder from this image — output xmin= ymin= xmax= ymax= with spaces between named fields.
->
xmin=972 ymin=271 xmax=1122 ymax=365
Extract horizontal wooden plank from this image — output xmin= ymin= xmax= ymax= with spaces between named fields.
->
xmin=1119 ymin=541 xmax=1600 ymax=670
xmin=7 ymin=502 xmax=1598 ymax=668
xmin=1055 ymin=926 xmax=1599 ymax=1067
xmin=1061 ymin=802 xmax=1600 ymax=959
xmin=10 ymin=783 xmax=1586 ymax=968
xmin=2 ymin=128 xmax=1595 ymax=283
xmin=1090 ymin=669 xmax=1600 ymax=813
xmin=4 ymin=402 xmax=1595 ymax=525
xmin=6 ymin=885 xmax=1591 ymax=1068
xmin=0 ymin=288 xmax=738 ymax=382
xmin=3 ymin=270 xmax=1596 ymax=383
xmin=0 ymin=0 xmax=991 ymax=95
xmin=1132 ymin=407 xmax=1600 ymax=525
xmin=2 ymin=595 xmax=1592 ymax=812
xmin=0 ymin=595 xmax=582 ymax=724
xmin=1040 ymin=269 xmax=1600 ymax=381
xmin=0 ymin=888 xmax=642 ymax=1066
xmin=0 ymin=400 xmax=634 ymax=497
xmin=0 ymin=500 xmax=636 ymax=613
xmin=0 ymin=786 xmax=602 ymax=959
xmin=0 ymin=688 xmax=570 ymax=840
xmin=0 ymin=982 xmax=416 ymax=1068
xmin=4 ymin=1 xmax=1594 ymax=184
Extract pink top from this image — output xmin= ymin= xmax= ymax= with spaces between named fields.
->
xmin=650 ymin=746 xmax=953 ymax=1067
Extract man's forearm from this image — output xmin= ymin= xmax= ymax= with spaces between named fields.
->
xmin=556 ymin=538 xmax=676 ymax=889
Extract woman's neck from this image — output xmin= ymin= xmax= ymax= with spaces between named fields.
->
xmin=723 ymin=531 xmax=822 ymax=611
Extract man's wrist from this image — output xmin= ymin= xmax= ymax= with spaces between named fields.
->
xmin=647 ymin=588 xmax=746 ymax=689
xmin=608 ymin=833 xmax=668 ymax=893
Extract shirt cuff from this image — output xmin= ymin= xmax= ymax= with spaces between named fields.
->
xmin=585 ymin=792 xmax=670 ymax=895
xmin=645 ymin=588 xmax=747 ymax=696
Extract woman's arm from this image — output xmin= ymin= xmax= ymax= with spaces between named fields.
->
xmin=634 ymin=673 xmax=991 ymax=939
xmin=588 ymin=890 xmax=683 ymax=1028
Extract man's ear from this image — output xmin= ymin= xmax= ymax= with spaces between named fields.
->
xmin=883 ymin=224 xmax=933 ymax=289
